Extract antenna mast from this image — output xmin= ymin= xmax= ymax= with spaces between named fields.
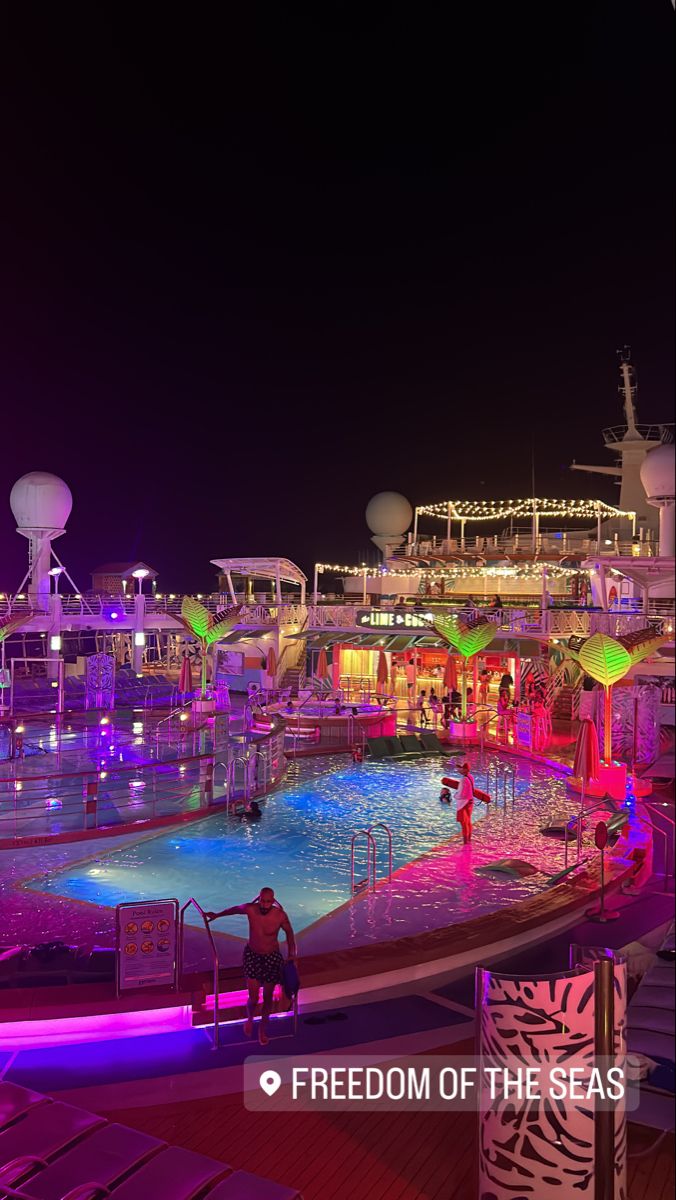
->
xmin=616 ymin=345 xmax=638 ymax=438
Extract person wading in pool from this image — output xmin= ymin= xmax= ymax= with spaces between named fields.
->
xmin=456 ymin=761 xmax=477 ymax=845
xmin=205 ymin=887 xmax=297 ymax=1045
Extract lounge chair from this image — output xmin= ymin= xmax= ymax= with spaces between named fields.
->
xmin=207 ymin=1169 xmax=303 ymax=1198
xmin=0 ymin=1083 xmax=48 ymax=1133
xmin=103 ymin=1145 xmax=229 ymax=1200
xmin=382 ymin=736 xmax=406 ymax=758
xmin=0 ymin=1103 xmax=104 ymax=1185
xmin=365 ymin=736 xmax=388 ymax=758
xmin=15 ymin=1123 xmax=165 ymax=1200
xmin=418 ymin=732 xmax=443 ymax=753
xmin=399 ymin=735 xmax=423 ymax=756
xmin=606 ymin=810 xmax=628 ymax=843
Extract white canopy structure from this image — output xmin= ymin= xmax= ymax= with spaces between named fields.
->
xmin=211 ymin=557 xmax=307 ymax=604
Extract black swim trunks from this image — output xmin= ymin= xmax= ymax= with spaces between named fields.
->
xmin=243 ymin=943 xmax=284 ymax=985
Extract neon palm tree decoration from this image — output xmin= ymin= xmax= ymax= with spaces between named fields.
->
xmin=573 ymin=629 xmax=668 ymax=763
xmin=433 ymin=614 xmax=495 ymax=719
xmin=0 ymin=613 xmax=27 ymax=643
xmin=174 ymin=598 xmax=241 ymax=700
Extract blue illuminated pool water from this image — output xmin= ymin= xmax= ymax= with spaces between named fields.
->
xmin=26 ymin=755 xmax=571 ymax=932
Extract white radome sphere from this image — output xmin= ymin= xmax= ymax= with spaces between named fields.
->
xmin=640 ymin=444 xmax=676 ymax=502
xmin=10 ymin=472 xmax=73 ymax=530
xmin=365 ymin=491 xmax=413 ymax=536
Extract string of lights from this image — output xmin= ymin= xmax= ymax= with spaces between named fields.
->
xmin=416 ymin=498 xmax=634 ymax=521
xmin=316 ymin=563 xmax=583 ymax=579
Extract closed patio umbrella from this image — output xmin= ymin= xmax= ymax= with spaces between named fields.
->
xmin=315 ymin=647 xmax=329 ymax=681
xmin=179 ymin=652 xmax=193 ymax=695
xmin=443 ymin=653 xmax=458 ymax=692
xmin=265 ymin=645 xmax=277 ymax=686
xmin=573 ymin=718 xmax=601 ymax=782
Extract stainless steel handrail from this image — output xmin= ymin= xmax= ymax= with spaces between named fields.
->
xmin=179 ymin=896 xmax=221 ymax=1048
xmin=350 ymin=828 xmax=376 ymax=893
xmin=643 ymin=801 xmax=674 ymax=890
xmin=155 ymin=699 xmax=192 ymax=730
xmin=368 ymin=823 xmax=393 ymax=882
xmin=486 ymin=759 xmax=516 ymax=811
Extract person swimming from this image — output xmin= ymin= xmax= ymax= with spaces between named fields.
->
xmin=439 ymin=787 xmax=452 ymax=804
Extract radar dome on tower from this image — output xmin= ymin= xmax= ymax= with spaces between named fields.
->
xmin=10 ymin=472 xmax=73 ymax=532
xmin=640 ymin=443 xmax=675 ymax=502
xmin=640 ymin=444 xmax=675 ymax=558
xmin=9 ymin=472 xmax=74 ymax=602
xmin=365 ymin=492 xmax=413 ymax=536
xmin=365 ymin=491 xmax=413 ymax=558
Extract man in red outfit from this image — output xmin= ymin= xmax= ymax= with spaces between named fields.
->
xmin=456 ymin=761 xmax=476 ymax=844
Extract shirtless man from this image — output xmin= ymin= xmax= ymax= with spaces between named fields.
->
xmin=205 ymin=887 xmax=296 ymax=1045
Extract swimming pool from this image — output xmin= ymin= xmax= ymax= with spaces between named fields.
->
xmin=25 ymin=753 xmax=573 ymax=936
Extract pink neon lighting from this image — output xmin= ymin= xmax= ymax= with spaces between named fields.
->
xmin=0 ymin=1006 xmax=192 ymax=1049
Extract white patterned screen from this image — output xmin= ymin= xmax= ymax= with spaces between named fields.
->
xmin=477 ymin=960 xmax=627 ymax=1199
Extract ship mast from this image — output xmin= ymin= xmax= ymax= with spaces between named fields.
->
xmin=617 ymin=345 xmax=638 ymax=438
xmin=569 ymin=348 xmax=669 ymax=527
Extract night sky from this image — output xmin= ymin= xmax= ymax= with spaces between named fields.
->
xmin=2 ymin=4 xmax=673 ymax=593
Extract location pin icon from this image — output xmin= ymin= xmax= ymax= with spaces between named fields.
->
xmin=259 ymin=1069 xmax=282 ymax=1097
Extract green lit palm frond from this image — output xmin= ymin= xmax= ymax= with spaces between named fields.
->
xmin=180 ymin=596 xmax=211 ymax=639
xmin=618 ymin=627 xmax=669 ymax=666
xmin=578 ymin=633 xmax=632 ymax=688
xmin=0 ymin=612 xmax=28 ymax=643
xmin=432 ymin=614 xmax=461 ymax=650
xmin=205 ymin=606 xmax=242 ymax=646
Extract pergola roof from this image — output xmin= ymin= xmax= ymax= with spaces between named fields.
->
xmin=211 ymin=557 xmax=307 ymax=586
xmin=91 ymin=561 xmax=158 ymax=579
xmin=417 ymin=497 xmax=635 ymax=522
xmin=585 ymin=556 xmax=675 ymax=591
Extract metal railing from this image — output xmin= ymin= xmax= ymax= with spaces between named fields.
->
xmin=486 ymin=761 xmax=516 ymax=812
xmin=350 ymin=829 xmax=377 ymax=893
xmin=179 ymin=897 xmax=221 ymax=1048
xmin=350 ymin=824 xmax=393 ymax=893
xmin=603 ymin=422 xmax=673 ymax=444
xmin=368 ymin=823 xmax=393 ymax=883
xmin=0 ymin=713 xmax=287 ymax=845
xmin=643 ymin=801 xmax=675 ymax=891
xmin=307 ymin=604 xmax=673 ymax=638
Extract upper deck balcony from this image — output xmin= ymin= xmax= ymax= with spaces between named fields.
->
xmin=602 ymin=422 xmax=674 ymax=446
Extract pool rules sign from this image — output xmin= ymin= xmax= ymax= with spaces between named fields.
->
xmin=116 ymin=898 xmax=179 ymax=993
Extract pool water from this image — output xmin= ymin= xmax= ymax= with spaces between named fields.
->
xmin=26 ymin=754 xmax=571 ymax=933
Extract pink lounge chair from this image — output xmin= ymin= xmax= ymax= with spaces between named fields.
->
xmin=0 ymin=1103 xmax=103 ymax=1187
xmin=0 ymin=1084 xmax=48 ymax=1133
xmin=206 ymin=1170 xmax=303 ymax=1199
xmin=100 ymin=1146 xmax=229 ymax=1200
xmin=16 ymin=1123 xmax=166 ymax=1200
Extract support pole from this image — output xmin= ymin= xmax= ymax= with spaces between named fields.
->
xmin=446 ymin=502 xmax=452 ymax=544
xmin=132 ymin=594 xmax=145 ymax=674
xmin=313 ymin=564 xmax=319 ymax=605
xmin=593 ymin=957 xmax=615 ymax=1200
xmin=604 ymin=686 xmax=612 ymax=764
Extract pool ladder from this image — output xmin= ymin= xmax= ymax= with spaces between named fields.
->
xmin=350 ymin=823 xmax=393 ymax=894
xmin=486 ymin=761 xmax=516 ymax=814
xmin=179 ymin=896 xmax=221 ymax=1049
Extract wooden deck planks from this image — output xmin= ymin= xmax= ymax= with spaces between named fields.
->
xmin=100 ymin=1097 xmax=674 ymax=1199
